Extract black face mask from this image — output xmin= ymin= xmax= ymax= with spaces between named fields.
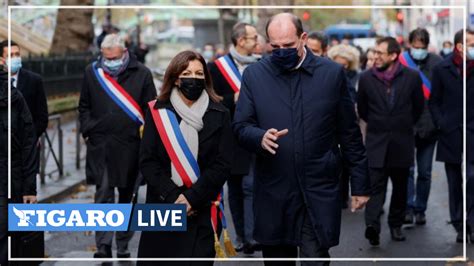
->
xmin=178 ymin=78 xmax=205 ymax=101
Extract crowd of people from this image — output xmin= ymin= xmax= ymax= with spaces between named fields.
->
xmin=0 ymin=10 xmax=473 ymax=266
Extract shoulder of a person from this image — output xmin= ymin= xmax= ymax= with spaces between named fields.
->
xmin=359 ymin=68 xmax=373 ymax=80
xmin=242 ymin=56 xmax=274 ymax=78
xmin=20 ymin=68 xmax=41 ymax=81
xmin=85 ymin=62 xmax=95 ymax=73
xmin=401 ymin=64 xmax=419 ymax=77
xmin=134 ymin=61 xmax=152 ymax=75
xmin=427 ymin=53 xmax=443 ymax=64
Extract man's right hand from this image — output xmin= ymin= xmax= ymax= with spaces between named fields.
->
xmin=261 ymin=128 xmax=289 ymax=155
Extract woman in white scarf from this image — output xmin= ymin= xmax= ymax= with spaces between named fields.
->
xmin=138 ymin=51 xmax=232 ymax=264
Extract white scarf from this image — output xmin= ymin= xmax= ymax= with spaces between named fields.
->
xmin=169 ymin=88 xmax=209 ymax=186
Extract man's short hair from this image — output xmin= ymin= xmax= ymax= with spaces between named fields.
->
xmin=308 ymin=31 xmax=328 ymax=50
xmin=265 ymin=13 xmax=304 ymax=39
xmin=408 ymin=28 xmax=430 ymax=46
xmin=100 ymin=33 xmax=125 ymax=49
xmin=376 ymin=36 xmax=401 ymax=57
xmin=0 ymin=40 xmax=19 ymax=54
xmin=454 ymin=28 xmax=474 ymax=45
xmin=231 ymin=22 xmax=253 ymax=46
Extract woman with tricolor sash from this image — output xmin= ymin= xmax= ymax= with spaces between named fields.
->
xmin=137 ymin=50 xmax=233 ymax=264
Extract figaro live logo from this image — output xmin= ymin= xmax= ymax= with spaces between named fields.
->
xmin=8 ymin=204 xmax=186 ymax=232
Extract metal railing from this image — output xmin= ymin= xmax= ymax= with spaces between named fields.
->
xmin=39 ymin=114 xmax=63 ymax=184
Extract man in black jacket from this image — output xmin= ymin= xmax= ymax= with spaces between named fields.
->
xmin=0 ymin=40 xmax=48 ymax=142
xmin=358 ymin=37 xmax=424 ymax=245
xmin=207 ymin=22 xmax=260 ymax=253
xmin=430 ymin=29 xmax=472 ymax=243
xmin=466 ymin=28 xmax=474 ymax=244
xmin=401 ymin=28 xmax=442 ymax=226
xmin=0 ymin=68 xmax=39 ymax=265
xmin=79 ymin=33 xmax=156 ymax=258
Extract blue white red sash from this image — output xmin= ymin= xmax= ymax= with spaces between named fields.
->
xmin=399 ymin=51 xmax=431 ymax=99
xmin=92 ymin=62 xmax=145 ymax=125
xmin=214 ymin=55 xmax=242 ymax=93
xmin=148 ymin=100 xmax=200 ymax=188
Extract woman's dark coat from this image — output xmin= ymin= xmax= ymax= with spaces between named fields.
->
xmin=137 ymin=99 xmax=232 ymax=262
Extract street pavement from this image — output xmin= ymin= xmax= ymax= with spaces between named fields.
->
xmin=30 ymin=119 xmax=474 ymax=265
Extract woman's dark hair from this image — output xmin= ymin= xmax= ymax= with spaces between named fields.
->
xmin=158 ymin=50 xmax=222 ymax=103
xmin=360 ymin=48 xmax=376 ymax=70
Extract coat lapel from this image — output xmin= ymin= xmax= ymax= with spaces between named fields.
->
xmin=16 ymin=69 xmax=25 ymax=92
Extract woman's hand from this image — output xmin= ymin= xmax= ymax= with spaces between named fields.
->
xmin=174 ymin=194 xmax=194 ymax=216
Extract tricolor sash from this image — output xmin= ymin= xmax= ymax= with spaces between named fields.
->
xmin=214 ymin=55 xmax=242 ymax=93
xmin=399 ymin=51 xmax=431 ymax=99
xmin=92 ymin=62 xmax=145 ymax=125
xmin=148 ymin=100 xmax=200 ymax=188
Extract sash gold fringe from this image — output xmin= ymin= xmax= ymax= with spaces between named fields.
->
xmin=223 ymin=229 xmax=237 ymax=257
xmin=214 ymin=233 xmax=226 ymax=258
xmin=139 ymin=125 xmax=144 ymax=139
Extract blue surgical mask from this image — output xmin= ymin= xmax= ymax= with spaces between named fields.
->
xmin=442 ymin=47 xmax=452 ymax=55
xmin=468 ymin=47 xmax=474 ymax=60
xmin=203 ymin=50 xmax=214 ymax=61
xmin=103 ymin=58 xmax=123 ymax=71
xmin=410 ymin=48 xmax=428 ymax=60
xmin=7 ymin=57 xmax=22 ymax=73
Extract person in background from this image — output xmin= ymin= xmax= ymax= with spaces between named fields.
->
xmin=96 ymin=23 xmax=120 ymax=49
xmin=124 ymin=34 xmax=149 ymax=64
xmin=327 ymin=44 xmax=360 ymax=99
xmin=208 ymin=22 xmax=260 ymax=254
xmin=203 ymin=43 xmax=215 ymax=63
xmin=401 ymin=28 xmax=442 ymax=226
xmin=327 ymin=43 xmax=361 ymax=211
xmin=307 ymin=31 xmax=329 ymax=57
xmin=0 ymin=40 xmax=48 ymax=178
xmin=430 ymin=29 xmax=473 ymax=243
xmin=466 ymin=28 xmax=474 ymax=244
xmin=358 ymin=37 xmax=424 ymax=246
xmin=330 ymin=38 xmax=340 ymax=47
xmin=440 ymin=40 xmax=453 ymax=58
xmin=253 ymin=34 xmax=270 ymax=59
xmin=360 ymin=48 xmax=376 ymax=70
xmin=215 ymin=44 xmax=226 ymax=59
xmin=342 ymin=34 xmax=353 ymax=46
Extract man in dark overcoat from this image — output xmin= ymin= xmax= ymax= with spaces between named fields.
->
xmin=357 ymin=37 xmax=424 ymax=245
xmin=233 ymin=13 xmax=370 ymax=264
xmin=430 ymin=29 xmax=473 ymax=243
xmin=78 ymin=34 xmax=156 ymax=258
